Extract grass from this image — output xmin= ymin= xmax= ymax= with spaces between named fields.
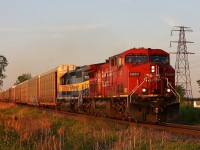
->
xmin=174 ymin=104 xmax=200 ymax=125
xmin=0 ymin=102 xmax=200 ymax=149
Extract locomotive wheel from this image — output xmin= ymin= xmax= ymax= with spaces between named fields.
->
xmin=112 ymin=101 xmax=126 ymax=118
xmin=57 ymin=100 xmax=66 ymax=111
xmin=82 ymin=100 xmax=93 ymax=114
xmin=70 ymin=100 xmax=77 ymax=112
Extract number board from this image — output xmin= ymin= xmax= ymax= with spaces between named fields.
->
xmin=129 ymin=72 xmax=140 ymax=77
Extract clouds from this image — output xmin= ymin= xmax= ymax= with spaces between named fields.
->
xmin=163 ymin=17 xmax=178 ymax=27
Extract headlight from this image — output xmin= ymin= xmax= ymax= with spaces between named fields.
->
xmin=155 ymin=107 xmax=159 ymax=113
xmin=151 ymin=65 xmax=155 ymax=73
xmin=167 ymin=88 xmax=171 ymax=93
xmin=142 ymin=88 xmax=147 ymax=93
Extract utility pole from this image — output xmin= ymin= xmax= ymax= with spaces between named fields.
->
xmin=170 ymin=26 xmax=194 ymax=99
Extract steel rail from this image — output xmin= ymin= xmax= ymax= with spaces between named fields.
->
xmin=1 ymin=102 xmax=200 ymax=137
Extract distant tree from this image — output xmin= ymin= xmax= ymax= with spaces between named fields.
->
xmin=14 ymin=73 xmax=31 ymax=85
xmin=197 ymin=80 xmax=200 ymax=93
xmin=0 ymin=55 xmax=8 ymax=86
xmin=175 ymin=85 xmax=186 ymax=101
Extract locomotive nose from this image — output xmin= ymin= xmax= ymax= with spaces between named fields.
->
xmin=149 ymin=64 xmax=165 ymax=75
xmin=141 ymin=63 xmax=172 ymax=95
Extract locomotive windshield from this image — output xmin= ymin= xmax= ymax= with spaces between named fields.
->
xmin=150 ymin=55 xmax=169 ymax=64
xmin=60 ymin=70 xmax=89 ymax=85
xmin=126 ymin=55 xmax=147 ymax=63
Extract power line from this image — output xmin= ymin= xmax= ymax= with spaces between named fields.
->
xmin=170 ymin=26 xmax=194 ymax=99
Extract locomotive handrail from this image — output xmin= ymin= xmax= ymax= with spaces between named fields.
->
xmin=166 ymin=78 xmax=180 ymax=103
xmin=127 ymin=77 xmax=147 ymax=107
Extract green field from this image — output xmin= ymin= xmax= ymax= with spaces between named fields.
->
xmin=0 ymin=102 xmax=200 ymax=150
xmin=174 ymin=104 xmax=200 ymax=126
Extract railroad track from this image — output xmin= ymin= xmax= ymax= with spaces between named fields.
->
xmin=160 ymin=123 xmax=200 ymax=136
xmin=134 ymin=122 xmax=200 ymax=137
xmin=39 ymin=106 xmax=200 ymax=137
xmin=164 ymin=122 xmax=200 ymax=132
xmin=3 ymin=102 xmax=200 ymax=137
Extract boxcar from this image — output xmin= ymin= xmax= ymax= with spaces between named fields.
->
xmin=15 ymin=83 xmax=21 ymax=103
xmin=0 ymin=91 xmax=2 ymax=100
xmin=27 ymin=76 xmax=38 ymax=105
xmin=39 ymin=64 xmax=76 ymax=106
xmin=3 ymin=89 xmax=10 ymax=101
xmin=20 ymin=81 xmax=28 ymax=104
xmin=10 ymin=86 xmax=16 ymax=102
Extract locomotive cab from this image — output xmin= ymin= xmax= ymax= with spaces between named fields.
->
xmin=123 ymin=48 xmax=179 ymax=123
xmin=57 ymin=66 xmax=90 ymax=111
xmin=83 ymin=47 xmax=179 ymax=123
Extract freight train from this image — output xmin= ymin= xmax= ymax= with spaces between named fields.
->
xmin=0 ymin=47 xmax=180 ymax=123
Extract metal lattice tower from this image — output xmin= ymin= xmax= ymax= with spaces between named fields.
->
xmin=170 ymin=26 xmax=194 ymax=99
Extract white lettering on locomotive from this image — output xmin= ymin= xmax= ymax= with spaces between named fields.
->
xmin=129 ymin=72 xmax=140 ymax=77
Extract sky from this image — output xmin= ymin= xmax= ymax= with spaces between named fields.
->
xmin=0 ymin=0 xmax=200 ymax=97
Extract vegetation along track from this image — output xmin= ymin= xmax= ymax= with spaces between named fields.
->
xmin=131 ymin=122 xmax=200 ymax=137
xmin=160 ymin=123 xmax=200 ymax=136
xmin=11 ymin=102 xmax=200 ymax=137
xmin=69 ymin=111 xmax=200 ymax=137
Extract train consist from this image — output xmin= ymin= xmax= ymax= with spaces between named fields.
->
xmin=0 ymin=47 xmax=180 ymax=123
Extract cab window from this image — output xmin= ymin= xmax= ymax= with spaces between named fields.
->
xmin=150 ymin=55 xmax=169 ymax=64
xmin=125 ymin=55 xmax=147 ymax=63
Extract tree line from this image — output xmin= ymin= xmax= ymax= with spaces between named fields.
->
xmin=0 ymin=54 xmax=31 ymax=91
xmin=0 ymin=55 xmax=8 ymax=88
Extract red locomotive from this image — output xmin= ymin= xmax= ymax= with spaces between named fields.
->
xmin=58 ymin=47 xmax=180 ymax=123
xmin=0 ymin=47 xmax=180 ymax=123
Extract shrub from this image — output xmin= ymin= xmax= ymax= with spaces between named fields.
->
xmin=174 ymin=105 xmax=200 ymax=125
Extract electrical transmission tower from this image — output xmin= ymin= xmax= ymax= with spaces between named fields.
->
xmin=170 ymin=26 xmax=194 ymax=99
